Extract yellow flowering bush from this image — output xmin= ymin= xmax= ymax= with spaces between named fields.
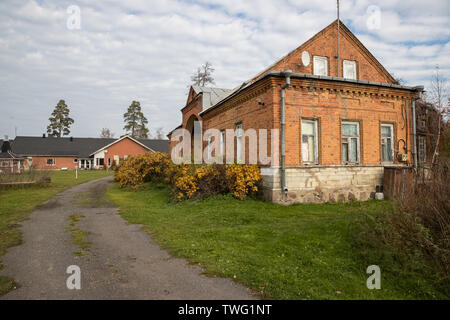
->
xmin=173 ymin=164 xmax=227 ymax=199
xmin=115 ymin=153 xmax=262 ymax=200
xmin=225 ymin=164 xmax=262 ymax=200
xmin=173 ymin=163 xmax=262 ymax=200
xmin=114 ymin=152 xmax=177 ymax=189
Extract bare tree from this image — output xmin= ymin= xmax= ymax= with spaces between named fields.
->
xmin=391 ymin=73 xmax=405 ymax=85
xmin=155 ymin=127 xmax=165 ymax=140
xmin=191 ymin=62 xmax=215 ymax=86
xmin=100 ymin=128 xmax=114 ymax=138
xmin=428 ymin=66 xmax=448 ymax=164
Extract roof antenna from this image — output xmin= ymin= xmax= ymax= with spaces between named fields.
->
xmin=336 ymin=0 xmax=341 ymax=78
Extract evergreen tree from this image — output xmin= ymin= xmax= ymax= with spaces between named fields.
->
xmin=123 ymin=101 xmax=149 ymax=138
xmin=46 ymin=99 xmax=74 ymax=137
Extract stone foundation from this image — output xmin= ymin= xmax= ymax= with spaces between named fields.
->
xmin=261 ymin=165 xmax=386 ymax=204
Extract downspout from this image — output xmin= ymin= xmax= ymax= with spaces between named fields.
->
xmin=411 ymin=86 xmax=424 ymax=168
xmin=280 ymin=70 xmax=292 ymax=195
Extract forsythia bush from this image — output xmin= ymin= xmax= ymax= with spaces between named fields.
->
xmin=173 ymin=164 xmax=227 ymax=200
xmin=225 ymin=164 xmax=262 ymax=200
xmin=114 ymin=152 xmax=177 ymax=189
xmin=114 ymin=152 xmax=262 ymax=200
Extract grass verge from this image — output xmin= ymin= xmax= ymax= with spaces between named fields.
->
xmin=106 ymin=182 xmax=448 ymax=299
xmin=66 ymin=214 xmax=90 ymax=257
xmin=0 ymin=170 xmax=112 ymax=295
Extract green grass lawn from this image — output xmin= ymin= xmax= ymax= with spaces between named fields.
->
xmin=0 ymin=169 xmax=113 ymax=295
xmin=107 ymin=182 xmax=448 ymax=300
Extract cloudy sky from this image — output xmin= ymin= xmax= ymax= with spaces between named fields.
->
xmin=0 ymin=0 xmax=448 ymax=139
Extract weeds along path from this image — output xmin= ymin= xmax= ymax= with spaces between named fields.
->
xmin=0 ymin=176 xmax=255 ymax=299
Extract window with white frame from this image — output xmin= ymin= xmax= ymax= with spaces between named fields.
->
xmin=301 ymin=119 xmax=318 ymax=164
xmin=313 ymin=56 xmax=328 ymax=76
xmin=236 ymin=123 xmax=243 ymax=163
xmin=220 ymin=130 xmax=225 ymax=158
xmin=107 ymin=158 xmax=111 ymax=166
xmin=381 ymin=124 xmax=394 ymax=163
xmin=207 ymin=135 xmax=213 ymax=160
xmin=343 ymin=60 xmax=357 ymax=79
xmin=73 ymin=158 xmax=78 ymax=163
xmin=418 ymin=135 xmax=426 ymax=163
xmin=341 ymin=122 xmax=360 ymax=164
xmin=46 ymin=158 xmax=55 ymax=166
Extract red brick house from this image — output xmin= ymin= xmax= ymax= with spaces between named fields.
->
xmin=168 ymin=20 xmax=424 ymax=203
xmin=10 ymin=135 xmax=168 ymax=170
xmin=90 ymin=135 xmax=168 ymax=168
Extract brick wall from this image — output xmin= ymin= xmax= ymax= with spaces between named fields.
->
xmin=104 ymin=137 xmax=149 ymax=166
xmin=30 ymin=156 xmax=77 ymax=170
xmin=201 ymin=76 xmax=415 ymax=168
xmin=252 ymin=21 xmax=395 ymax=84
xmin=182 ymin=93 xmax=203 ymax=128
xmin=279 ymin=77 xmax=415 ymax=166
xmin=201 ymin=79 xmax=276 ymax=164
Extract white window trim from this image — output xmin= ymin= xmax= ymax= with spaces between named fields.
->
xmin=381 ymin=124 xmax=394 ymax=164
xmin=236 ymin=123 xmax=243 ymax=163
xmin=207 ymin=135 xmax=213 ymax=160
xmin=220 ymin=130 xmax=225 ymax=157
xmin=343 ymin=59 xmax=357 ymax=80
xmin=341 ymin=121 xmax=360 ymax=164
xmin=1 ymin=161 xmax=10 ymax=167
xmin=313 ymin=55 xmax=328 ymax=76
xmin=301 ymin=119 xmax=319 ymax=164
xmin=46 ymin=158 xmax=55 ymax=166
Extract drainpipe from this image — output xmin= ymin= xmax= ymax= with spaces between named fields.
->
xmin=280 ymin=70 xmax=292 ymax=195
xmin=411 ymin=86 xmax=424 ymax=168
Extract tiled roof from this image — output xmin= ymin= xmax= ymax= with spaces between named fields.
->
xmin=11 ymin=136 xmax=169 ymax=158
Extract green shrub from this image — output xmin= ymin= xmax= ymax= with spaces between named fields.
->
xmin=353 ymin=160 xmax=450 ymax=285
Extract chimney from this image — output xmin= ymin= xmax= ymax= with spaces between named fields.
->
xmin=42 ymin=133 xmax=46 ymax=138
xmin=1 ymin=139 xmax=11 ymax=153
xmin=70 ymin=136 xmax=73 ymax=142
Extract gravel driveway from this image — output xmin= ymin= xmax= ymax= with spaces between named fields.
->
xmin=0 ymin=176 xmax=255 ymax=300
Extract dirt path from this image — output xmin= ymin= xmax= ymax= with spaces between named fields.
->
xmin=0 ymin=176 xmax=255 ymax=300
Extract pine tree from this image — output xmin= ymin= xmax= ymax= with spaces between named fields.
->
xmin=46 ymin=99 xmax=74 ymax=137
xmin=123 ymin=101 xmax=149 ymax=138
xmin=135 ymin=117 xmax=149 ymax=139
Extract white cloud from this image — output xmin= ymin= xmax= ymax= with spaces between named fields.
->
xmin=0 ymin=0 xmax=448 ymax=138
